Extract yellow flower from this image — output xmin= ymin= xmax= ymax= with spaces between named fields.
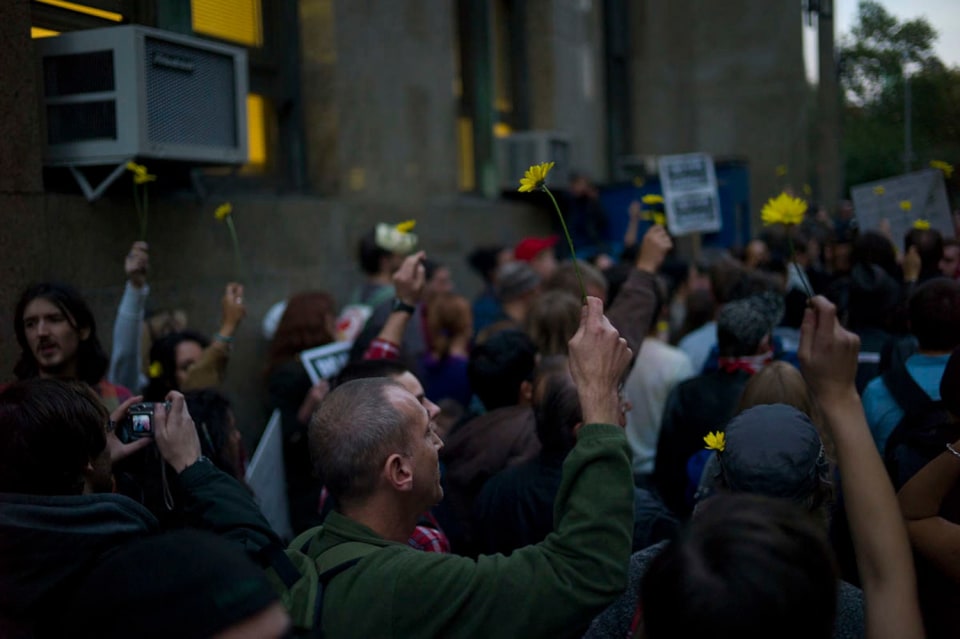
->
xmin=148 ymin=361 xmax=163 ymax=379
xmin=761 ymin=192 xmax=807 ymax=226
xmin=126 ymin=161 xmax=156 ymax=184
xmin=873 ymin=185 xmax=885 ymax=196
xmin=214 ymin=202 xmax=233 ymax=221
xmin=775 ymin=165 xmax=788 ymax=177
xmin=642 ymin=194 xmax=664 ymax=206
xmin=930 ymin=160 xmax=954 ymax=179
xmin=704 ymin=431 xmax=726 ymax=452
xmin=518 ymin=162 xmax=555 ymax=193
xmin=395 ymin=220 xmax=416 ymax=234
xmin=899 ymin=200 xmax=912 ymax=212
xmin=652 ymin=212 xmax=666 ymax=226
xmin=913 ymin=219 xmax=931 ymax=230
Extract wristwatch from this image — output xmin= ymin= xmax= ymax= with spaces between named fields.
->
xmin=392 ymin=298 xmax=416 ymax=315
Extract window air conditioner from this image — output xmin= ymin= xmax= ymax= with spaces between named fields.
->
xmin=36 ymin=25 xmax=248 ymax=169
xmin=497 ymin=131 xmax=571 ymax=190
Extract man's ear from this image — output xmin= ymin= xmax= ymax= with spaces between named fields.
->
xmin=383 ymin=453 xmax=413 ymax=492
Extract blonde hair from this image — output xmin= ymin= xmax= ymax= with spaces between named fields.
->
xmin=737 ymin=361 xmax=832 ymax=461
xmin=427 ymin=294 xmax=472 ymax=359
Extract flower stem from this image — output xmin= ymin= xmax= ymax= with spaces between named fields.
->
xmin=787 ymin=234 xmax=813 ymax=299
xmin=542 ymin=185 xmax=587 ymax=303
xmin=141 ymin=185 xmax=148 ymax=241
xmin=225 ymin=216 xmax=243 ymax=282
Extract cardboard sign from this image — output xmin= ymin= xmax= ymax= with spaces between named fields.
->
xmin=299 ymin=340 xmax=353 ymax=385
xmin=851 ymin=169 xmax=953 ymax=241
xmin=245 ymin=410 xmax=293 ymax=541
xmin=658 ymin=153 xmax=722 ymax=235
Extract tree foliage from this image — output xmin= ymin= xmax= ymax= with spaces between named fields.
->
xmin=838 ymin=1 xmax=960 ymax=194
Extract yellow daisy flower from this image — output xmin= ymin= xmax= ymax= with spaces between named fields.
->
xmin=704 ymin=431 xmax=726 ymax=452
xmin=930 ymin=160 xmax=954 ymax=179
xmin=126 ymin=161 xmax=156 ymax=184
xmin=913 ymin=219 xmax=931 ymax=230
xmin=761 ymin=192 xmax=807 ymax=226
xmin=214 ymin=202 xmax=233 ymax=221
xmin=395 ymin=220 xmax=416 ymax=234
xmin=518 ymin=162 xmax=555 ymax=193
xmin=873 ymin=185 xmax=885 ymax=196
xmin=899 ymin=201 xmax=912 ymax=212
xmin=148 ymin=361 xmax=164 ymax=379
xmin=642 ymin=194 xmax=664 ymax=206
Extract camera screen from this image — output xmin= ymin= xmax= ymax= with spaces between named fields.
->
xmin=131 ymin=414 xmax=152 ymax=434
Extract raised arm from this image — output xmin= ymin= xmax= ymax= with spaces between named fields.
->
xmin=374 ymin=298 xmax=636 ymax=639
xmin=798 ymin=296 xmax=923 ymax=639
xmin=363 ymin=251 xmax=425 ymax=360
xmin=898 ymin=437 xmax=960 ymax=582
xmin=153 ymin=393 xmax=279 ymax=555
xmin=606 ymin=225 xmax=671 ymax=355
xmin=108 ymin=242 xmax=150 ymax=391
xmin=182 ymin=283 xmax=246 ymax=390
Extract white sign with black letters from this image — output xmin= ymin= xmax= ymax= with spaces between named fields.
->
xmin=299 ymin=341 xmax=353 ymax=385
xmin=658 ymin=153 xmax=722 ymax=235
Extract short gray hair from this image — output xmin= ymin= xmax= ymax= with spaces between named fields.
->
xmin=309 ymin=377 xmax=412 ymax=504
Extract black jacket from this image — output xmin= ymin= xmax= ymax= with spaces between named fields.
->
xmin=0 ymin=460 xmax=278 ymax=638
xmin=653 ymin=370 xmax=751 ymax=517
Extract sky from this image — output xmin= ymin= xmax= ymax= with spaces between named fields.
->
xmin=804 ymin=0 xmax=960 ymax=82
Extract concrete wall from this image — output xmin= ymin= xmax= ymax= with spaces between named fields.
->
xmin=300 ymin=0 xmax=459 ymax=199
xmin=527 ymin=0 xmax=608 ymax=180
xmin=629 ymin=0 xmax=810 ymax=222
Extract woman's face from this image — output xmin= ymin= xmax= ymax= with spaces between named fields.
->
xmin=174 ymin=340 xmax=204 ymax=388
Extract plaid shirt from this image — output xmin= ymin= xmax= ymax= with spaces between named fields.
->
xmin=363 ymin=338 xmax=401 ymax=361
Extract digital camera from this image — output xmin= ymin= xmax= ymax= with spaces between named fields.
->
xmin=117 ymin=401 xmax=171 ymax=444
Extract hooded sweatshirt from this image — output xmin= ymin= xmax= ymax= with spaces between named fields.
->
xmin=0 ymin=492 xmax=158 ymax=638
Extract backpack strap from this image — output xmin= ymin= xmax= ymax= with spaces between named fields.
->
xmin=881 ymin=354 xmax=930 ymax=415
xmin=312 ymin=541 xmax=382 ymax=638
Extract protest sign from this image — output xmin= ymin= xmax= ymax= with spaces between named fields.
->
xmin=851 ymin=169 xmax=953 ymax=241
xmin=245 ymin=410 xmax=293 ymax=541
xmin=299 ymin=340 xmax=353 ymax=385
xmin=658 ymin=153 xmax=722 ymax=235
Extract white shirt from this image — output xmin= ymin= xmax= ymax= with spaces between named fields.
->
xmin=624 ymin=338 xmax=695 ymax=476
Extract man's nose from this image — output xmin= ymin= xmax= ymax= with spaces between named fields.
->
xmin=36 ymin=320 xmax=49 ymax=335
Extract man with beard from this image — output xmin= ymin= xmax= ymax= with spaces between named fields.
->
xmin=12 ymin=282 xmax=131 ymax=410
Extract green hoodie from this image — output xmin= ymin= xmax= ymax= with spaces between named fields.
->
xmin=302 ymin=422 xmax=633 ymax=638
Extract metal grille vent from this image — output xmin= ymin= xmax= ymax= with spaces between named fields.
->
xmin=144 ymin=36 xmax=237 ymax=148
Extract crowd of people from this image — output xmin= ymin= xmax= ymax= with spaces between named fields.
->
xmin=1 ymin=180 xmax=959 ymax=638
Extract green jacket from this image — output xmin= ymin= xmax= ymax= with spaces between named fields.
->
xmin=302 ymin=422 xmax=633 ymax=639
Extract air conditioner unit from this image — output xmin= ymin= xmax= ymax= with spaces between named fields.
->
xmin=37 ymin=25 xmax=248 ymax=169
xmin=497 ymin=131 xmax=571 ymax=190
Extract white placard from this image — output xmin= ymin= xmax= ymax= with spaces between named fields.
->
xmin=658 ymin=153 xmax=722 ymax=236
xmin=851 ymin=169 xmax=953 ymax=241
xmin=244 ymin=409 xmax=293 ymax=542
xmin=299 ymin=341 xmax=353 ymax=386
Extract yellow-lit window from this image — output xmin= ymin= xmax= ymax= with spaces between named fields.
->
xmin=34 ymin=0 xmax=122 ymax=22
xmin=191 ymin=0 xmax=263 ymax=47
xmin=31 ymin=26 xmax=60 ymax=38
xmin=241 ymin=93 xmax=268 ymax=173
xmin=457 ymin=117 xmax=475 ymax=191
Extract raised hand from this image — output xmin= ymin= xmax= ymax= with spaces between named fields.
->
xmin=568 ymin=296 xmax=633 ymax=427
xmin=125 ymin=241 xmax=149 ymax=289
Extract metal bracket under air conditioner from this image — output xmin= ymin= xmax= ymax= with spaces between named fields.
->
xmin=67 ymin=161 xmax=133 ymax=202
